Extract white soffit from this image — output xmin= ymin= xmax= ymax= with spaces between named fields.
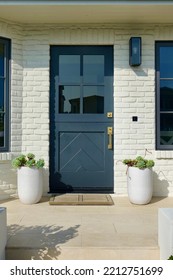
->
xmin=0 ymin=1 xmax=173 ymax=23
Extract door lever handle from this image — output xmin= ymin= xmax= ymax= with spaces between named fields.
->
xmin=107 ymin=127 xmax=113 ymax=150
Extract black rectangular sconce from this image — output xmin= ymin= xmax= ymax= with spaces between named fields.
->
xmin=129 ymin=37 xmax=142 ymax=66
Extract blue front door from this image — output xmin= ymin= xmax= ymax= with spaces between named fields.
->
xmin=50 ymin=46 xmax=113 ymax=193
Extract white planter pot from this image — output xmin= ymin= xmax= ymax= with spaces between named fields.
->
xmin=17 ymin=167 xmax=43 ymax=204
xmin=127 ymin=167 xmax=153 ymax=205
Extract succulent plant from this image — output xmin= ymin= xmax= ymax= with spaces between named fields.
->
xmin=12 ymin=153 xmax=45 ymax=169
xmin=123 ymin=156 xmax=154 ymax=169
xmin=168 ymin=255 xmax=173 ymax=260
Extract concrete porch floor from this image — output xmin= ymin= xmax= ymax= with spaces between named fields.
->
xmin=1 ymin=196 xmax=173 ymax=260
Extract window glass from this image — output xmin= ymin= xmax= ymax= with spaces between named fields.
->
xmin=160 ymin=80 xmax=173 ymax=111
xmin=0 ymin=38 xmax=10 ymax=151
xmin=0 ymin=79 xmax=4 ymax=109
xmin=0 ymin=52 xmax=5 ymax=147
xmin=59 ymin=55 xmax=80 ymax=84
xmin=59 ymin=85 xmax=80 ymax=113
xmin=57 ymin=51 xmax=106 ymax=115
xmin=160 ymin=113 xmax=173 ymax=145
xmin=83 ymin=55 xmax=104 ymax=84
xmin=0 ymin=112 xmax=4 ymax=147
xmin=83 ymin=86 xmax=104 ymax=114
xmin=0 ymin=44 xmax=4 ymax=76
xmin=156 ymin=43 xmax=173 ymax=149
xmin=160 ymin=47 xmax=173 ymax=78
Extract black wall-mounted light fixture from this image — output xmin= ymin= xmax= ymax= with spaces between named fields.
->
xmin=129 ymin=37 xmax=142 ymax=66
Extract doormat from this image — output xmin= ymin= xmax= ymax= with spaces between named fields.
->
xmin=49 ymin=194 xmax=114 ymax=206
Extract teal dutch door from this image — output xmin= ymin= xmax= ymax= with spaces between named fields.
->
xmin=50 ymin=46 xmax=113 ymax=193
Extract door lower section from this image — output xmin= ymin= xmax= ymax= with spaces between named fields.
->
xmin=50 ymin=123 xmax=113 ymax=193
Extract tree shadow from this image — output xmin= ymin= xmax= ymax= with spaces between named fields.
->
xmin=6 ymin=223 xmax=80 ymax=260
xmin=0 ymin=197 xmax=18 ymax=205
xmin=0 ymin=162 xmax=17 ymax=199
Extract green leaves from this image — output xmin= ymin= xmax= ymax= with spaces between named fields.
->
xmin=36 ymin=159 xmax=45 ymax=168
xmin=12 ymin=153 xmax=45 ymax=169
xmin=27 ymin=153 xmax=35 ymax=160
xmin=12 ymin=159 xmax=23 ymax=168
xmin=146 ymin=160 xmax=155 ymax=168
xmin=123 ymin=156 xmax=154 ymax=169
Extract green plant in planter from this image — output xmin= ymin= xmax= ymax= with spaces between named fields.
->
xmin=123 ymin=156 xmax=155 ymax=169
xmin=168 ymin=255 xmax=173 ymax=260
xmin=12 ymin=153 xmax=45 ymax=169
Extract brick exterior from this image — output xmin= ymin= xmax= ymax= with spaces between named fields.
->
xmin=1 ymin=19 xmax=173 ymax=198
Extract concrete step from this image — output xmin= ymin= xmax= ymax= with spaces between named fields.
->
xmin=6 ymin=246 xmax=160 ymax=260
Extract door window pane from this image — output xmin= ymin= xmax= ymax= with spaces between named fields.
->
xmin=160 ymin=80 xmax=173 ymax=111
xmin=0 ymin=44 xmax=4 ymax=76
xmin=83 ymin=55 xmax=104 ymax=84
xmin=83 ymin=86 xmax=104 ymax=114
xmin=59 ymin=85 xmax=80 ymax=113
xmin=160 ymin=113 xmax=173 ymax=145
xmin=59 ymin=55 xmax=80 ymax=84
xmin=160 ymin=47 xmax=173 ymax=78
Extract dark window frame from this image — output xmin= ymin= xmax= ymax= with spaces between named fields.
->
xmin=156 ymin=41 xmax=173 ymax=150
xmin=0 ymin=37 xmax=10 ymax=152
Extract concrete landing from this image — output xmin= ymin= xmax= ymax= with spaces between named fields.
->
xmin=1 ymin=196 xmax=173 ymax=260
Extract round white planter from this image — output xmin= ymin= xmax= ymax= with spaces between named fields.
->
xmin=17 ymin=167 xmax=43 ymax=204
xmin=127 ymin=167 xmax=153 ymax=205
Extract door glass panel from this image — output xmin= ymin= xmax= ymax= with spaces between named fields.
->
xmin=59 ymin=55 xmax=80 ymax=84
xmin=83 ymin=55 xmax=104 ymax=84
xmin=160 ymin=80 xmax=173 ymax=111
xmin=0 ymin=44 xmax=4 ymax=77
xmin=160 ymin=47 xmax=173 ymax=78
xmin=59 ymin=85 xmax=80 ymax=114
xmin=160 ymin=113 xmax=173 ymax=145
xmin=83 ymin=86 xmax=104 ymax=114
xmin=0 ymin=112 xmax=4 ymax=147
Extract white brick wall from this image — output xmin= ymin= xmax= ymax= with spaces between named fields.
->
xmin=1 ymin=20 xmax=173 ymax=197
xmin=0 ymin=20 xmax=23 ymax=198
xmin=114 ymin=27 xmax=155 ymax=195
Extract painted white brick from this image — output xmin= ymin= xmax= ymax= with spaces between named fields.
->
xmin=1 ymin=21 xmax=173 ymax=197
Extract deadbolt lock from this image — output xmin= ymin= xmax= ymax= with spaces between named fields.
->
xmin=107 ymin=112 xmax=113 ymax=118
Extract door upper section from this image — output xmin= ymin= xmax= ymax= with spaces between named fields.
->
xmin=50 ymin=46 xmax=113 ymax=123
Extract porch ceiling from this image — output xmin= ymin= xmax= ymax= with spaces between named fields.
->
xmin=0 ymin=2 xmax=173 ymax=24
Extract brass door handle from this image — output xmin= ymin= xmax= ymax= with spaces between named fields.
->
xmin=107 ymin=127 xmax=113 ymax=150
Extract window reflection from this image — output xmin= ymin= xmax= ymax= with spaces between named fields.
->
xmin=160 ymin=80 xmax=173 ymax=111
xmin=0 ymin=79 xmax=4 ymax=109
xmin=160 ymin=47 xmax=173 ymax=78
xmin=57 ymin=53 xmax=105 ymax=115
xmin=83 ymin=55 xmax=104 ymax=84
xmin=160 ymin=113 xmax=173 ymax=145
xmin=83 ymin=86 xmax=104 ymax=114
xmin=59 ymin=55 xmax=80 ymax=84
xmin=0 ymin=44 xmax=4 ymax=77
xmin=59 ymin=85 xmax=80 ymax=113
xmin=160 ymin=113 xmax=173 ymax=131
xmin=0 ymin=44 xmax=5 ymax=147
xmin=0 ymin=113 xmax=4 ymax=147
